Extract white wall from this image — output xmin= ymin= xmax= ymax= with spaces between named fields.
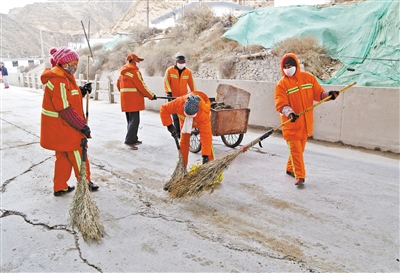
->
xmin=142 ymin=76 xmax=399 ymax=153
xmin=1 ymin=59 xmax=42 ymax=73
xmin=9 ymin=72 xmax=400 ymax=153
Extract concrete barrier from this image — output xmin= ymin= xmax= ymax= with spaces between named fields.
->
xmin=144 ymin=76 xmax=399 ymax=153
xmin=8 ymin=73 xmax=399 ymax=153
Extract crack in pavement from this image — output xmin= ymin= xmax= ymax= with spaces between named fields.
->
xmin=92 ymin=161 xmax=316 ymax=271
xmin=2 ymin=147 xmax=314 ymax=271
xmin=0 ymin=209 xmax=103 ymax=272
xmin=0 ymin=141 xmax=40 ymax=151
xmin=1 ymin=157 xmax=52 ymax=193
xmin=0 ymin=118 xmax=40 ymax=139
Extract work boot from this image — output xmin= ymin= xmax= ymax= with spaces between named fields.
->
xmin=135 ymin=140 xmax=143 ymax=145
xmin=54 ymin=186 xmax=75 ymax=196
xmin=89 ymin=182 xmax=99 ymax=191
xmin=125 ymin=143 xmax=138 ymax=150
xmin=295 ymin=178 xmax=305 ymax=185
xmin=286 ymin=170 xmax=295 ymax=178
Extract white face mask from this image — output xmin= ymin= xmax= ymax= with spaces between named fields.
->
xmin=136 ymin=62 xmax=140 ymax=68
xmin=284 ymin=66 xmax=296 ymax=77
xmin=177 ymin=63 xmax=186 ymax=70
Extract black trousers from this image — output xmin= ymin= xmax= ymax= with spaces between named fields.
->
xmin=125 ymin=111 xmax=140 ymax=145
xmin=172 ymin=114 xmax=181 ymax=137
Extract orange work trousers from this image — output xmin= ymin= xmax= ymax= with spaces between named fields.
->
xmin=54 ymin=150 xmax=91 ymax=191
xmin=179 ymin=133 xmax=214 ymax=167
xmin=286 ymin=138 xmax=307 ymax=179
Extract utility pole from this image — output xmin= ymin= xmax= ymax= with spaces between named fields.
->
xmin=40 ymin=29 xmax=44 ymax=58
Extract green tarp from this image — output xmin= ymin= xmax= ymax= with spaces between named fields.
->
xmin=222 ymin=0 xmax=399 ymax=87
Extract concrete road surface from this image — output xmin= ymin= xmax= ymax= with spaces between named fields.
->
xmin=1 ymin=86 xmax=399 ymax=272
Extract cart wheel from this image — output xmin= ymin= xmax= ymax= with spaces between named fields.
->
xmin=221 ymin=134 xmax=244 ymax=148
xmin=189 ymin=128 xmax=201 ymax=153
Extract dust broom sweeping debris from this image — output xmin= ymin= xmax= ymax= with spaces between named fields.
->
xmin=168 ymin=82 xmax=356 ymax=199
xmin=163 ymin=136 xmax=187 ymax=191
xmin=70 ymin=138 xmax=106 ymax=242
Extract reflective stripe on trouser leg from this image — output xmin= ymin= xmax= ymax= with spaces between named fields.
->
xmin=286 ymin=138 xmax=307 ymax=179
xmin=71 ymin=150 xmax=92 ymax=182
xmin=53 ymin=150 xmax=92 ymax=191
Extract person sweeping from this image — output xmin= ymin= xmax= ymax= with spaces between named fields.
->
xmin=40 ymin=46 xmax=99 ymax=196
xmin=160 ymin=91 xmax=215 ymax=190
xmin=274 ymin=53 xmax=339 ymax=186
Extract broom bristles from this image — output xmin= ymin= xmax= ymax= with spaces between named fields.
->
xmin=168 ymin=149 xmax=244 ymax=198
xmin=70 ymin=162 xmax=106 ymax=243
xmin=164 ymin=152 xmax=187 ymax=191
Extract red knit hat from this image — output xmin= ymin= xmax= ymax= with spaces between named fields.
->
xmin=49 ymin=47 xmax=79 ymax=67
xmin=126 ymin=53 xmax=144 ymax=62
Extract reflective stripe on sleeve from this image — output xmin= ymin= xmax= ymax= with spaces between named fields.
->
xmin=120 ymin=88 xmax=138 ymax=92
xmin=71 ymin=89 xmax=80 ymax=95
xmin=42 ymin=108 xmax=59 ymax=118
xmin=124 ymin=72 xmax=134 ymax=77
xmin=164 ymin=77 xmax=172 ymax=92
xmin=46 ymin=81 xmax=54 ymax=90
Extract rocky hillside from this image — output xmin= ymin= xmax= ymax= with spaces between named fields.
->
xmin=1 ymin=0 xmax=132 ymax=58
xmin=1 ymin=0 xmax=272 ymax=59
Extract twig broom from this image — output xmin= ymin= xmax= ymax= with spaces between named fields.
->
xmin=70 ymin=138 xmax=106 ymax=242
xmin=163 ymin=136 xmax=187 ymax=191
xmin=168 ymin=82 xmax=356 ymax=198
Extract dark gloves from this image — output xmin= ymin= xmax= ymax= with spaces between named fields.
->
xmin=167 ymin=124 xmax=177 ymax=138
xmin=289 ymin=113 xmax=299 ymax=122
xmin=79 ymin=83 xmax=92 ymax=97
xmin=167 ymin=92 xmax=173 ymax=102
xmin=328 ymin=90 xmax=339 ymax=100
xmin=151 ymin=95 xmax=157 ymax=100
xmin=202 ymin=155 xmax=209 ymax=164
xmin=80 ymin=125 xmax=91 ymax=138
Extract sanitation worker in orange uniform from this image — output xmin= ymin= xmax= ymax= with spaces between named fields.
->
xmin=160 ymin=91 xmax=214 ymax=167
xmin=40 ymin=46 xmax=99 ymax=196
xmin=117 ymin=53 xmax=156 ymax=150
xmin=163 ymin=55 xmax=196 ymax=138
xmin=274 ymin=53 xmax=339 ymax=186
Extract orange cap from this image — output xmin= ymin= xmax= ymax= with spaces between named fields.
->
xmin=126 ymin=53 xmax=144 ymax=62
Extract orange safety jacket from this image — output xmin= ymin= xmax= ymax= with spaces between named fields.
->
xmin=274 ymin=53 xmax=325 ymax=140
xmin=160 ymin=91 xmax=213 ymax=156
xmin=117 ymin=63 xmax=155 ymax=112
xmin=163 ymin=66 xmax=195 ymax=97
xmin=40 ymin=66 xmax=86 ymax=151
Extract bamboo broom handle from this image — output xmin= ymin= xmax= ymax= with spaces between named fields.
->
xmin=85 ymin=55 xmax=90 ymax=123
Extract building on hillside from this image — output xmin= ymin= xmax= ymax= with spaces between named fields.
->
xmin=151 ymin=2 xmax=253 ymax=29
xmin=0 ymin=58 xmax=43 ymax=73
xmin=275 ymin=0 xmax=333 ymax=6
xmin=69 ymin=38 xmax=115 ymax=51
